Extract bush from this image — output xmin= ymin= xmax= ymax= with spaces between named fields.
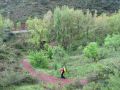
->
xmin=104 ymin=34 xmax=120 ymax=51
xmin=28 ymin=51 xmax=48 ymax=68
xmin=83 ymin=42 xmax=99 ymax=62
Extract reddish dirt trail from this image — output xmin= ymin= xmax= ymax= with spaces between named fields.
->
xmin=21 ymin=59 xmax=88 ymax=86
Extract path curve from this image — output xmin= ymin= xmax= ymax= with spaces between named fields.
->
xmin=21 ymin=59 xmax=88 ymax=86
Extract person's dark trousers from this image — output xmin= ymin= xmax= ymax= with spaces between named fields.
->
xmin=61 ymin=72 xmax=65 ymax=79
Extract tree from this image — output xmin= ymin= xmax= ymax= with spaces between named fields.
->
xmin=26 ymin=17 xmax=48 ymax=47
xmin=52 ymin=6 xmax=94 ymax=49
xmin=83 ymin=42 xmax=99 ymax=62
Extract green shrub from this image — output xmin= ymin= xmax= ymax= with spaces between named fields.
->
xmin=83 ymin=42 xmax=99 ymax=62
xmin=28 ymin=51 xmax=48 ymax=68
xmin=104 ymin=34 xmax=120 ymax=51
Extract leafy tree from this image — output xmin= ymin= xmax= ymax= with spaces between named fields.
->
xmin=104 ymin=34 xmax=120 ymax=51
xmin=52 ymin=6 xmax=94 ymax=49
xmin=26 ymin=17 xmax=48 ymax=46
xmin=83 ymin=42 xmax=99 ymax=62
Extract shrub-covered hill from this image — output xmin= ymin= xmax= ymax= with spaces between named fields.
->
xmin=1 ymin=0 xmax=120 ymax=22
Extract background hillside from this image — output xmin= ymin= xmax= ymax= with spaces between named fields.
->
xmin=0 ymin=0 xmax=120 ymax=22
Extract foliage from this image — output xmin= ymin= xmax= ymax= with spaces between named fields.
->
xmin=104 ymin=34 xmax=120 ymax=51
xmin=83 ymin=42 xmax=99 ymax=62
xmin=52 ymin=6 xmax=94 ymax=49
xmin=3 ymin=18 xmax=13 ymax=29
xmin=98 ymin=47 xmax=109 ymax=60
xmin=44 ymin=44 xmax=53 ymax=59
xmin=106 ymin=73 xmax=120 ymax=90
xmin=0 ymin=14 xmax=4 ymax=30
xmin=108 ymin=11 xmax=120 ymax=34
xmin=52 ymin=46 xmax=68 ymax=62
xmin=26 ymin=17 xmax=48 ymax=46
xmin=50 ymin=46 xmax=68 ymax=70
xmin=0 ymin=15 xmax=13 ymax=30
xmin=83 ymin=59 xmax=120 ymax=90
xmin=92 ymin=14 xmax=110 ymax=45
xmin=0 ymin=44 xmax=20 ymax=61
xmin=1 ymin=0 xmax=120 ymax=23
xmin=0 ymin=66 xmax=26 ymax=87
xmin=0 ymin=15 xmax=14 ymax=43
xmin=28 ymin=51 xmax=48 ymax=68
xmin=25 ymin=7 xmax=120 ymax=51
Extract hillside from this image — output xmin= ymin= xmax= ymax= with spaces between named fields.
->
xmin=0 ymin=0 xmax=120 ymax=22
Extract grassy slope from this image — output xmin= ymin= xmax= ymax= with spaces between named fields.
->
xmin=7 ymin=51 xmax=120 ymax=90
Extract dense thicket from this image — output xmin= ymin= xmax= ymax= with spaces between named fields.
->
xmin=26 ymin=6 xmax=120 ymax=51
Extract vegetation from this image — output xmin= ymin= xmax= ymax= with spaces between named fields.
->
xmin=26 ymin=17 xmax=48 ymax=46
xmin=1 ymin=0 xmax=120 ymax=22
xmin=52 ymin=6 xmax=94 ymax=49
xmin=28 ymin=51 xmax=48 ymax=68
xmin=83 ymin=42 xmax=99 ymax=62
xmin=0 ymin=3 xmax=120 ymax=90
xmin=104 ymin=34 xmax=120 ymax=51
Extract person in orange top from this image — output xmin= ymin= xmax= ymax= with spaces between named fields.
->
xmin=60 ymin=67 xmax=66 ymax=79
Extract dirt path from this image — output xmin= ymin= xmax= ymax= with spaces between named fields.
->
xmin=21 ymin=59 xmax=88 ymax=87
